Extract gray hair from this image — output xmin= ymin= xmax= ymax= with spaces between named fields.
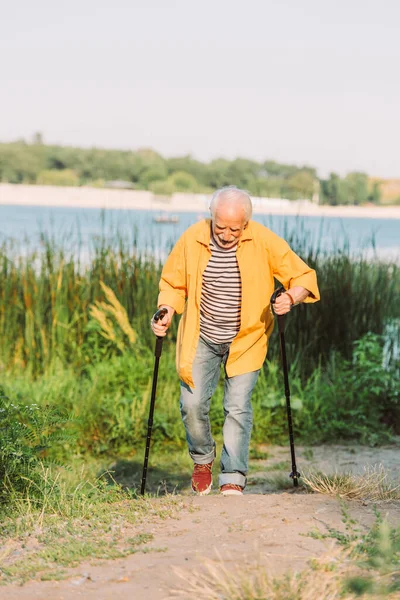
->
xmin=209 ymin=186 xmax=253 ymax=221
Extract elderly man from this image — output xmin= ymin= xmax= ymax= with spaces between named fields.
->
xmin=151 ymin=186 xmax=319 ymax=496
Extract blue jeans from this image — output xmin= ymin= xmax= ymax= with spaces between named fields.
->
xmin=179 ymin=335 xmax=260 ymax=488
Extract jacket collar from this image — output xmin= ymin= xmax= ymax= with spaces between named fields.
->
xmin=196 ymin=219 xmax=254 ymax=247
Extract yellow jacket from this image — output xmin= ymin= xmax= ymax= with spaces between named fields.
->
xmin=158 ymin=219 xmax=320 ymax=387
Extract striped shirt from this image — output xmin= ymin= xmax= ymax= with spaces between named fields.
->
xmin=200 ymin=235 xmax=242 ymax=343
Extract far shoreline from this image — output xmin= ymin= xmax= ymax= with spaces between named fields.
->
xmin=1 ymin=183 xmax=400 ymax=220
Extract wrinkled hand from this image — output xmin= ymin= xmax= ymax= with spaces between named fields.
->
xmin=150 ymin=305 xmax=175 ymax=337
xmin=273 ymin=286 xmax=310 ymax=315
xmin=273 ymin=293 xmax=293 ymax=316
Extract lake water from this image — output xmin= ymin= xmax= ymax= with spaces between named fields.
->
xmin=0 ymin=204 xmax=399 ymax=261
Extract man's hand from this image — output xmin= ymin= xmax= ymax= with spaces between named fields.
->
xmin=273 ymin=286 xmax=310 ymax=316
xmin=151 ymin=305 xmax=175 ymax=337
xmin=273 ymin=293 xmax=292 ymax=315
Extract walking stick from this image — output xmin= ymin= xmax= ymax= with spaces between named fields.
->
xmin=140 ymin=307 xmax=168 ymax=496
xmin=270 ymin=287 xmax=300 ymax=487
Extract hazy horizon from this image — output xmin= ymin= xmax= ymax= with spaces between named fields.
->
xmin=2 ymin=0 xmax=400 ymax=179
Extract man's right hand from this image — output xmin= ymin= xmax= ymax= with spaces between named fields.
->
xmin=151 ymin=305 xmax=175 ymax=337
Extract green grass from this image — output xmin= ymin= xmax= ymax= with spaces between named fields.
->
xmin=308 ymin=506 xmax=400 ymax=598
xmin=1 ymin=329 xmax=399 ymax=499
xmin=0 ymin=461 xmax=185 ymax=584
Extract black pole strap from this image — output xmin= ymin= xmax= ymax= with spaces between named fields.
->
xmin=140 ymin=307 xmax=168 ymax=495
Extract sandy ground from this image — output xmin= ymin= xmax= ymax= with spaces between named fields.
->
xmin=1 ymin=183 xmax=400 ymax=219
xmin=2 ymin=442 xmax=399 ymax=600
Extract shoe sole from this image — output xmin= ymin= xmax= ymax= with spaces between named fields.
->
xmin=220 ymin=490 xmax=243 ymax=496
xmin=192 ymin=483 xmax=212 ymax=496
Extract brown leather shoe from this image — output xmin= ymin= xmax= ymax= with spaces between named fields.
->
xmin=191 ymin=461 xmax=213 ymax=495
xmin=220 ymin=483 xmax=244 ymax=496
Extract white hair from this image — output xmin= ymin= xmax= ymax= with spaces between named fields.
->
xmin=209 ymin=186 xmax=253 ymax=221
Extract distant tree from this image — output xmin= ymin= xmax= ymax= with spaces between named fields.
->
xmin=263 ymin=160 xmax=296 ymax=178
xmin=148 ymin=171 xmax=204 ymax=195
xmin=285 ymin=170 xmax=315 ymax=199
xmin=167 ymin=171 xmax=199 ymax=192
xmin=225 ymin=158 xmax=260 ymax=190
xmin=0 ymin=143 xmax=44 ymax=183
xmin=345 ymin=172 xmax=369 ymax=205
xmin=136 ymin=147 xmax=164 ymax=163
xmin=320 ymin=173 xmax=343 ymax=206
xmin=45 ymin=148 xmax=67 ymax=171
xmin=166 ymin=156 xmax=207 ymax=185
xmin=2 ymin=140 xmax=385 ymax=206
xmin=252 ymin=177 xmax=282 ymax=198
xmin=206 ymin=158 xmax=232 ymax=189
xmin=262 ymin=160 xmax=316 ymax=180
xmin=368 ymin=180 xmax=382 ymax=204
xmin=139 ymin=165 xmax=168 ymax=187
xmin=262 ymin=160 xmax=284 ymax=177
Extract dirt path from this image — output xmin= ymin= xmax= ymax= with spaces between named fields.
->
xmin=2 ymin=443 xmax=399 ymax=600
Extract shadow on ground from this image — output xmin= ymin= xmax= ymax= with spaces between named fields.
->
xmin=99 ymin=457 xmax=193 ymax=496
xmin=98 ymin=450 xmax=305 ymax=497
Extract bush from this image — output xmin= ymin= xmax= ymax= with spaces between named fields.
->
xmin=149 ymin=179 xmax=175 ymax=195
xmin=0 ymin=387 xmax=74 ymax=504
xmin=297 ymin=333 xmax=400 ymax=444
xmin=167 ymin=171 xmax=199 ymax=192
xmin=36 ymin=169 xmax=79 ymax=186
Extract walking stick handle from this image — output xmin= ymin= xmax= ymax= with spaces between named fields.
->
xmin=270 ymin=286 xmax=286 ymax=333
xmin=153 ymin=307 xmax=168 ymax=322
xmin=152 ymin=307 xmax=168 ymax=357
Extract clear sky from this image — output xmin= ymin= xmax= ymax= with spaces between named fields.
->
xmin=1 ymin=0 xmax=399 ymax=177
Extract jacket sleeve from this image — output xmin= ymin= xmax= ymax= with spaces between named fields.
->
xmin=270 ymin=235 xmax=320 ymax=303
xmin=157 ymin=233 xmax=188 ymax=314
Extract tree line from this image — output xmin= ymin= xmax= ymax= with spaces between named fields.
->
xmin=0 ymin=136 xmax=381 ymax=205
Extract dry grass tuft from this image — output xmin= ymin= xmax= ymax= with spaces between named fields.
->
xmin=171 ymin=549 xmax=345 ymax=600
xmin=170 ymin=545 xmax=399 ymax=600
xmin=302 ymin=464 xmax=400 ymax=501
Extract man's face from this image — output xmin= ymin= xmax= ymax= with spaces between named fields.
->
xmin=212 ymin=205 xmax=247 ymax=249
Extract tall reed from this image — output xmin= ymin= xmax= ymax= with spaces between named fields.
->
xmin=0 ymin=225 xmax=398 ymax=377
xmin=0 ymin=231 xmax=162 ymax=374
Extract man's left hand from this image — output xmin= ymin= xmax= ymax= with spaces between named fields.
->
xmin=273 ymin=286 xmax=310 ymax=315
xmin=273 ymin=293 xmax=293 ymax=315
